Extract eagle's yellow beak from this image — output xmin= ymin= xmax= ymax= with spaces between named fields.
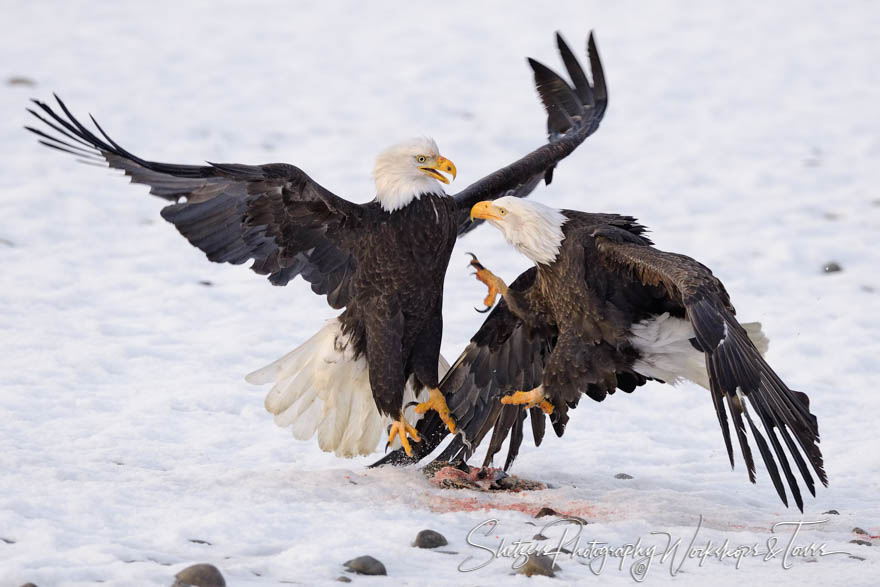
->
xmin=470 ymin=200 xmax=504 ymax=221
xmin=419 ymin=155 xmax=457 ymax=184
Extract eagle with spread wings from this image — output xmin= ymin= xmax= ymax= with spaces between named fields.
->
xmin=376 ymin=197 xmax=826 ymax=511
xmin=27 ymin=33 xmax=608 ymax=458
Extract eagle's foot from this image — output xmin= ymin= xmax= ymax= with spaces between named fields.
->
xmin=388 ymin=414 xmax=421 ymax=457
xmin=467 ymin=253 xmax=506 ymax=312
xmin=500 ymin=386 xmax=554 ymax=415
xmin=414 ymin=387 xmax=456 ymax=434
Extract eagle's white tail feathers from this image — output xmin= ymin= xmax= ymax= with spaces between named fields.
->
xmin=246 ymin=318 xmax=449 ymax=458
xmin=629 ymin=313 xmax=769 ymax=390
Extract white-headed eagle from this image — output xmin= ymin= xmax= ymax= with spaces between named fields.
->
xmin=377 ymin=197 xmax=827 ymax=512
xmin=26 ymin=33 xmax=608 ymax=458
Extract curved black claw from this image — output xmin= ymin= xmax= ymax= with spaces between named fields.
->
xmin=466 ymin=252 xmax=485 ymax=271
xmin=474 ymin=305 xmax=491 ymax=313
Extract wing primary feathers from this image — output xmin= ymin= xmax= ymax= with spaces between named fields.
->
xmin=556 ymin=32 xmax=594 ymax=107
xmin=587 ymin=32 xmax=608 ymax=106
xmin=453 ymin=32 xmax=608 ymax=223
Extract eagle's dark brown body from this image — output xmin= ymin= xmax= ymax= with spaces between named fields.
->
xmin=339 ymin=193 xmax=459 ymax=415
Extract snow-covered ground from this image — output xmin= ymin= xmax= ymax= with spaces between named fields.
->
xmin=2 ymin=1 xmax=879 ymax=585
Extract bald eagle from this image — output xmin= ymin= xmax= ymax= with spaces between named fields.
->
xmin=376 ymin=197 xmax=826 ymax=511
xmin=26 ymin=33 xmax=608 ymax=458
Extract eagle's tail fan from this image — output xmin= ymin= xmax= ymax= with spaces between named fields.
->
xmin=247 ymin=318 xmax=387 ymax=457
xmin=247 ymin=318 xmax=447 ymax=457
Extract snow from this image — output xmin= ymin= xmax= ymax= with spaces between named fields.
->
xmin=2 ymin=1 xmax=879 ymax=585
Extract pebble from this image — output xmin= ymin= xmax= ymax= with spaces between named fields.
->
xmin=533 ymin=533 xmax=548 ymax=541
xmin=413 ymin=529 xmax=448 ymax=549
xmin=852 ymin=527 xmax=868 ymax=535
xmin=7 ymin=76 xmax=36 ymax=87
xmin=343 ymin=555 xmax=387 ymax=576
xmin=823 ymin=261 xmax=842 ymax=273
xmin=19 ymin=584 xmax=39 ymax=587
xmin=615 ymin=473 xmax=634 ymax=479
xmin=517 ymin=553 xmax=558 ymax=577
xmin=849 ymin=539 xmax=871 ymax=547
xmin=173 ymin=563 xmax=226 ymax=587
xmin=535 ymin=507 xmax=559 ymax=518
xmin=822 ymin=509 xmax=839 ymax=515
xmin=336 ymin=577 xmax=352 ymax=583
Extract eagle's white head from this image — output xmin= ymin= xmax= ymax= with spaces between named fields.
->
xmin=373 ymin=137 xmax=457 ymax=212
xmin=469 ymin=196 xmax=568 ymax=265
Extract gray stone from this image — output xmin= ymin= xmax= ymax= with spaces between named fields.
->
xmin=852 ymin=527 xmax=868 ymax=535
xmin=535 ymin=507 xmax=558 ymax=518
xmin=343 ymin=555 xmax=387 ymax=576
xmin=615 ymin=473 xmax=634 ymax=479
xmin=336 ymin=577 xmax=352 ymax=583
xmin=7 ymin=76 xmax=36 ymax=87
xmin=849 ymin=539 xmax=871 ymax=547
xmin=517 ymin=553 xmax=558 ymax=577
xmin=413 ymin=529 xmax=448 ymax=549
xmin=19 ymin=583 xmax=39 ymax=587
xmin=533 ymin=533 xmax=548 ymax=541
xmin=822 ymin=509 xmax=839 ymax=515
xmin=173 ymin=563 xmax=226 ymax=587
xmin=823 ymin=261 xmax=842 ymax=273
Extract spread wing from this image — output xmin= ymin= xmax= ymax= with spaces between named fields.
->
xmin=26 ymin=96 xmax=363 ymax=309
xmin=455 ymin=32 xmax=608 ymax=235
xmin=595 ymin=229 xmax=827 ymax=511
xmin=371 ymin=268 xmax=562 ymax=470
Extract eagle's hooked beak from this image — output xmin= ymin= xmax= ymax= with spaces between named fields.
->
xmin=470 ymin=200 xmax=504 ymax=222
xmin=419 ymin=155 xmax=457 ymax=184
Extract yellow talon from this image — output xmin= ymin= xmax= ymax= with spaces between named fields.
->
xmin=500 ymin=386 xmax=554 ymax=414
xmin=468 ymin=254 xmax=506 ymax=311
xmin=415 ymin=388 xmax=456 ymax=434
xmin=388 ymin=415 xmax=421 ymax=457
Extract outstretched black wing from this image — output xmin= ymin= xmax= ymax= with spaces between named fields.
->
xmin=371 ymin=268 xmax=561 ymax=470
xmin=595 ymin=230 xmax=827 ymax=511
xmin=26 ymin=96 xmax=363 ymax=309
xmin=455 ymin=32 xmax=608 ymax=235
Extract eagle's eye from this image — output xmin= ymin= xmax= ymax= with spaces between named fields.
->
xmin=499 ymin=208 xmax=508 ymax=216
xmin=417 ymin=155 xmax=427 ymax=163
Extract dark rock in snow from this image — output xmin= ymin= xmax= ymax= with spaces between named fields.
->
xmin=343 ymin=555 xmax=387 ymax=576
xmin=614 ymin=473 xmax=634 ymax=479
xmin=19 ymin=583 xmax=39 ymax=587
xmin=7 ymin=76 xmax=36 ymax=87
xmin=535 ymin=507 xmax=559 ymax=518
xmin=517 ymin=553 xmax=558 ymax=577
xmin=198 ymin=280 xmax=213 ymax=287
xmin=849 ymin=539 xmax=871 ymax=547
xmin=336 ymin=577 xmax=352 ymax=583
xmin=822 ymin=509 xmax=839 ymax=515
xmin=533 ymin=533 xmax=548 ymax=541
xmin=823 ymin=261 xmax=842 ymax=273
xmin=852 ymin=527 xmax=868 ymax=536
xmin=173 ymin=563 xmax=226 ymax=587
xmin=413 ymin=529 xmax=448 ymax=549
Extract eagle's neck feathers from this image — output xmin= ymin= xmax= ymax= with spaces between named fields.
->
xmin=494 ymin=198 xmax=568 ymax=265
xmin=374 ymin=174 xmax=445 ymax=212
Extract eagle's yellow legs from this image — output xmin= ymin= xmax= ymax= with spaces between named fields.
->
xmin=414 ymin=388 xmax=456 ymax=434
xmin=388 ymin=414 xmax=421 ymax=457
xmin=500 ymin=385 xmax=554 ymax=415
xmin=467 ymin=254 xmax=508 ymax=312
